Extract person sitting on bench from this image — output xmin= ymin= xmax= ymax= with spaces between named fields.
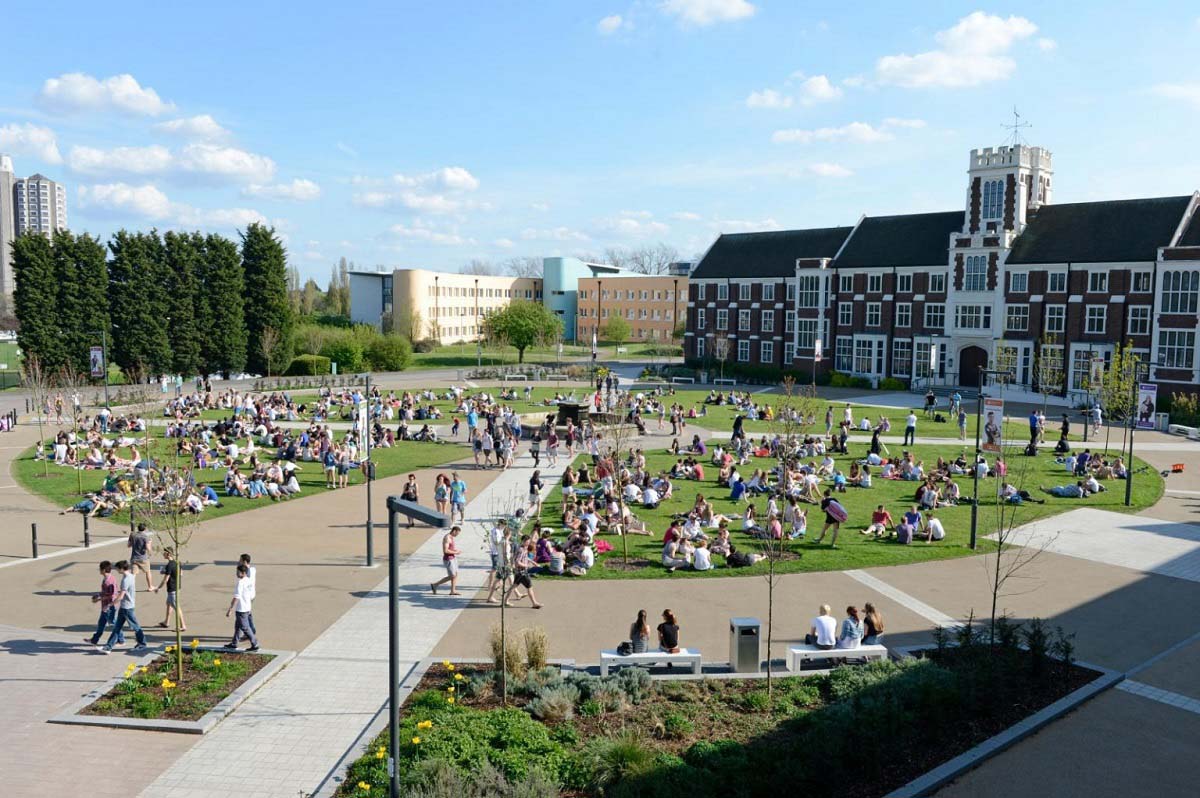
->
xmin=808 ymin=604 xmax=837 ymax=650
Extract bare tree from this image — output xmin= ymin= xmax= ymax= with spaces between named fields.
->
xmin=504 ymin=256 xmax=544 ymax=278
xmin=460 ymin=259 xmax=500 ymax=276
xmin=23 ymin=354 xmax=55 ymax=478
xmin=479 ymin=484 xmax=527 ymax=705
xmin=603 ymin=243 xmax=680 ymax=275
xmin=259 ymin=326 xmax=280 ymax=379
xmin=396 ymin=300 xmax=425 ymax=342
xmin=713 ymin=337 xmax=730 ymax=382
xmin=756 ymin=532 xmax=794 ymax=709
xmin=135 ymin=464 xmax=200 ymax=681
xmin=597 ymin=410 xmax=640 ymax=567
xmin=1034 ymin=333 xmax=1065 ymax=411
xmin=59 ymin=364 xmax=89 ymax=495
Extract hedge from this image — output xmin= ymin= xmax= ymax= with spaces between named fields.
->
xmin=284 ymin=354 xmax=331 ymax=376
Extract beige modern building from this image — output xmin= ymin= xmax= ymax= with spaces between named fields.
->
xmin=350 ymin=267 xmax=542 ymax=343
xmin=576 ymin=273 xmax=688 ymax=344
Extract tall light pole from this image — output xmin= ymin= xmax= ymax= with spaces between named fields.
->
xmin=1124 ymin=359 xmax=1153 ymax=507
xmin=385 ymin=499 xmax=401 ymax=798
xmin=474 ymin=277 xmax=480 ymax=367
xmin=970 ymin=365 xmax=1014 ymax=550
xmin=90 ymin=328 xmax=111 ymax=409
xmin=364 ymin=373 xmax=374 ymax=567
xmin=672 ymin=277 xmax=679 ymax=347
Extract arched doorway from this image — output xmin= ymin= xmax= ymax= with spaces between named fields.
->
xmin=958 ymin=346 xmax=988 ymax=387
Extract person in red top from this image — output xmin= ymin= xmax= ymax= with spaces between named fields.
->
xmin=86 ymin=561 xmax=124 ymax=646
xmin=430 ymin=526 xmax=463 ymax=596
xmin=663 ymin=520 xmax=681 ymax=545
xmin=860 ymin=505 xmax=893 ymax=538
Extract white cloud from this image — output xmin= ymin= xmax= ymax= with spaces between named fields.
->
xmin=78 ymin=182 xmax=174 ymax=219
xmin=1037 ymin=38 xmax=1057 ymax=52
xmin=391 ymin=166 xmax=479 ymax=192
xmin=1152 ymin=83 xmax=1200 ymax=108
xmin=771 ymin=121 xmax=892 ymax=145
xmin=38 ymin=72 xmax=174 ymax=116
xmin=154 ymin=114 xmax=230 ymax=140
xmin=794 ymin=74 xmax=842 ymax=104
xmin=661 ymin=0 xmax=755 ymax=26
xmin=807 ymin=162 xmax=852 ymax=178
xmin=177 ymin=143 xmax=276 ymax=183
xmin=746 ymin=89 xmax=793 ymax=109
xmin=713 ymin=217 xmax=780 ymax=233
xmin=520 ymin=226 xmax=590 ymax=242
xmin=881 ymin=117 xmax=926 ymax=129
xmin=0 ymin=122 xmax=63 ymax=164
xmin=876 ymin=12 xmax=1038 ymax=88
xmin=242 ymin=178 xmax=322 ymax=202
xmin=352 ymin=166 xmax=481 ymax=214
xmin=597 ymin=14 xmax=625 ymax=34
xmin=842 ymin=75 xmax=867 ymax=88
xmin=600 ymin=213 xmax=670 ymax=237
xmin=69 ymin=144 xmax=173 ymax=175
xmin=387 ymin=222 xmax=472 ymax=246
xmin=181 ymin=206 xmax=268 ymax=228
xmin=494 ymin=238 xmax=515 ymax=249
xmin=672 ymin=211 xmax=702 ymax=221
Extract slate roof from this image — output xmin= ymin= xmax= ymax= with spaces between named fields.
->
xmin=1178 ymin=208 xmax=1200 ymax=247
xmin=833 ymin=211 xmax=964 ymax=268
xmin=1007 ymin=196 xmax=1193 ymax=264
xmin=692 ymin=227 xmax=853 ymax=279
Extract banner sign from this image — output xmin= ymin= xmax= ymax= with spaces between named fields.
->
xmin=1135 ymin=383 xmax=1158 ymax=430
xmin=982 ymin=397 xmax=1004 ymax=452
xmin=89 ymin=346 xmax=105 ymax=378
xmin=814 ymin=338 xmax=823 ymax=362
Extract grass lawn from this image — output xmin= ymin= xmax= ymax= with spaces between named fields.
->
xmin=12 ymin=435 xmax=471 ymax=524
xmin=535 ymin=440 xmax=1163 ymax=580
xmin=410 ymin=340 xmax=680 ymax=370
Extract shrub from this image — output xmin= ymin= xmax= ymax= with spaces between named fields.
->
xmin=412 ymin=338 xmax=439 ymax=353
xmin=879 ymin=377 xmax=907 ymax=391
xmin=490 ymin=625 xmax=526 ymax=680
xmin=284 ymin=354 xmax=331 ymax=376
xmin=782 ymin=682 xmax=822 ymax=709
xmin=319 ymin=335 xmax=364 ymax=373
xmin=519 ymin=666 xmax=563 ymax=696
xmin=579 ymin=698 xmax=602 ymax=717
xmin=408 ymin=707 xmax=569 ymax=784
xmin=592 ymin=682 xmax=628 ymax=714
xmin=575 ymin=730 xmax=657 ymax=794
xmin=526 ymin=684 xmax=579 ymax=723
xmin=615 ymin=667 xmax=653 ymax=704
xmin=740 ymin=690 xmax=770 ymax=711
xmin=662 ymin=712 xmax=694 ymax=739
xmin=659 ymin=680 xmax=701 ymax=703
xmin=365 ymin=334 xmax=412 ymax=372
xmin=523 ymin=627 xmax=548 ymax=672
xmin=1167 ymin=391 xmax=1200 ymax=426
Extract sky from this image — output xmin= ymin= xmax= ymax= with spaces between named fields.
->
xmin=1 ymin=1 xmax=1198 ymax=282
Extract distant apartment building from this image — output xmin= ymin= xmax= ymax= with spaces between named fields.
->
xmin=0 ymin=155 xmax=68 ymax=311
xmin=576 ymin=273 xmax=688 ymax=344
xmin=350 ymin=267 xmax=542 ymax=344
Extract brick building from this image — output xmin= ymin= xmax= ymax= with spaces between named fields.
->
xmin=685 ymin=143 xmax=1200 ymax=402
xmin=577 ymin=273 xmax=688 ymax=344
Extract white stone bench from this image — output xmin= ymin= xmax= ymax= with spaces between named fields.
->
xmin=1167 ymin=424 xmax=1200 ymax=440
xmin=788 ymin=643 xmax=888 ymax=671
xmin=713 ymin=377 xmax=737 ymax=386
xmin=670 ymin=376 xmax=696 ymax=384
xmin=543 ymin=372 xmax=568 ymax=381
xmin=599 ymin=648 xmax=702 ymax=676
xmin=501 ymin=374 xmax=529 ymax=381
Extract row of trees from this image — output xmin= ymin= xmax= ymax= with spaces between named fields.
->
xmin=459 ymin=243 xmax=691 ymax=278
xmin=12 ymin=224 xmax=293 ymax=380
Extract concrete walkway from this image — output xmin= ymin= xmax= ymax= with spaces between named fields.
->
xmin=136 ymin=444 xmax=570 ymax=798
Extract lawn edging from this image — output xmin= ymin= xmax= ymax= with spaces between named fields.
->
xmin=885 ymin=646 xmax=1124 ymax=797
xmin=48 ymin=646 xmax=295 ymax=734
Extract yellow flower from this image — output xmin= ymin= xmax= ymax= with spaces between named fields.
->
xmin=139 ymin=666 xmax=148 ymax=674
xmin=374 ymin=748 xmax=385 ymax=760
xmin=454 ymin=673 xmax=464 ymax=681
xmin=411 ymin=736 xmax=421 ymax=745
xmin=357 ymin=781 xmax=371 ymax=791
xmin=446 ymin=697 xmax=455 ymax=705
xmin=161 ymin=678 xmax=176 ymax=689
xmin=446 ymin=686 xmax=454 ymax=693
xmin=442 ymin=659 xmax=451 ymax=669
xmin=417 ymin=720 xmax=433 ymax=730
xmin=165 ymin=645 xmax=175 ymax=653
xmin=190 ymin=638 xmax=200 ymax=648
xmin=213 ymin=658 xmax=222 ymax=666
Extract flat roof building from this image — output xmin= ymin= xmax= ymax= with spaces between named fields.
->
xmin=577 ymin=273 xmax=688 ymax=345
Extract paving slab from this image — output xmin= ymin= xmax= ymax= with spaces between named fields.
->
xmin=1127 ymin=637 xmax=1200 ymax=702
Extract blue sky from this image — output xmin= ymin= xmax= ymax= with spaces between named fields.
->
xmin=1 ymin=1 xmax=1198 ymax=281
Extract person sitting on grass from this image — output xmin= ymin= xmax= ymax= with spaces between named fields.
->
xmin=832 ymin=470 xmax=847 ymax=493
xmin=710 ymin=527 xmax=733 ymax=557
xmin=1085 ymin=473 xmax=1106 ymax=494
xmin=921 ymin=510 xmax=946 ymax=543
xmin=786 ymin=499 xmax=808 ymax=540
xmin=691 ymin=539 xmax=713 ymax=571
xmin=729 ymin=474 xmax=748 ymax=502
xmin=1043 ymin=481 xmax=1090 ymax=498
xmin=661 ymin=538 xmax=689 ymax=573
xmin=861 ymin=504 xmax=893 ymax=538
xmin=742 ymin=502 xmax=761 ymax=533
xmin=943 ymin=478 xmax=960 ymax=505
xmin=895 ymin=515 xmax=915 ymax=545
xmin=854 ymin=464 xmax=873 ymax=488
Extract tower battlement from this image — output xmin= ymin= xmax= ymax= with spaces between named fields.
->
xmin=970 ymin=144 xmax=1052 ymax=171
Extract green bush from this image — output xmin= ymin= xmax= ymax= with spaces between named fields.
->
xmin=1166 ymin=391 xmax=1200 ymax=426
xmin=526 ymin=684 xmax=579 ymax=722
xmin=319 ymin=335 xmax=364 ymax=373
xmin=579 ymin=698 xmax=602 ymax=717
xmin=662 ymin=712 xmax=694 ymax=739
xmin=412 ymin=338 xmax=438 ymax=353
xmin=284 ymin=354 xmax=331 ymax=376
xmin=574 ymin=730 xmax=657 ymax=794
xmin=879 ymin=377 xmax=907 ymax=391
xmin=592 ymin=682 xmax=628 ymax=713
xmin=740 ymin=690 xmax=770 ymax=711
xmin=365 ymin=334 xmax=412 ymax=372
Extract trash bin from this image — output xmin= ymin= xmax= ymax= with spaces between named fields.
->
xmin=365 ymin=461 xmax=377 ymax=481
xmin=1156 ymin=412 xmax=1170 ymax=432
xmin=729 ymin=617 xmax=761 ymax=673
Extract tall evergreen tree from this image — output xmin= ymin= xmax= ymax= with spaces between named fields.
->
xmin=164 ymin=231 xmax=203 ymax=377
xmin=11 ymin=232 xmax=66 ymax=370
xmin=241 ymin=223 xmax=293 ymax=375
xmin=72 ymin=233 xmax=111 ymax=376
xmin=199 ymin=233 xmax=247 ymax=377
xmin=108 ymin=231 xmax=172 ymax=381
xmin=51 ymin=230 xmax=86 ymax=373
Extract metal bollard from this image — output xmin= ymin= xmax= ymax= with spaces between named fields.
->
xmin=31 ymin=523 xmax=38 ymax=558
xmin=83 ymin=515 xmax=91 ymax=548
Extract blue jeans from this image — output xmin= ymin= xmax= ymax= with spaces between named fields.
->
xmin=89 ymin=605 xmax=124 ymax=645
xmin=104 ymin=606 xmax=146 ymax=650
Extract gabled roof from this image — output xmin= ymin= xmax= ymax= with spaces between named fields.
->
xmin=1007 ymin=196 xmax=1193 ymax=264
xmin=1178 ymin=209 xmax=1200 ymax=247
xmin=692 ymin=226 xmax=853 ymax=279
xmin=833 ymin=210 xmax=964 ymax=268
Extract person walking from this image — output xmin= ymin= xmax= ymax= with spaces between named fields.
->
xmin=449 ymin=472 xmax=467 ymax=524
xmin=239 ymin=553 xmax=258 ymax=635
xmin=813 ymin=489 xmax=845 ymax=548
xmin=128 ymin=523 xmax=154 ymax=592
xmin=400 ymin=473 xmax=419 ymax=528
xmin=508 ymin=536 xmax=543 ymax=609
xmin=957 ymin=406 xmax=968 ymax=442
xmin=903 ymin=411 xmax=917 ymax=447
xmin=529 ymin=431 xmax=541 ymax=468
xmin=430 ymin=525 xmax=463 ymax=596
xmin=527 ymin=469 xmax=545 ymax=518
xmin=98 ymin=561 xmax=147 ymax=653
xmin=151 ymin=547 xmax=186 ymax=631
xmin=223 ymin=563 xmax=260 ymax=651
xmin=86 ymin=560 xmax=123 ymax=647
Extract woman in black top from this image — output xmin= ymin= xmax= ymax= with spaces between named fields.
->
xmin=862 ymin=602 xmax=885 ymax=645
xmin=528 ymin=470 xmax=544 ymax=516
xmin=657 ymin=609 xmax=680 ymax=653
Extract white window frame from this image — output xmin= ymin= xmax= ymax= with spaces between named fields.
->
xmin=796 ymin=318 xmax=817 ymax=349
xmin=739 ymin=282 xmax=751 ymax=301
xmin=783 ymin=342 xmax=796 ymax=362
xmin=1045 ymin=304 xmax=1066 ymax=333
xmin=1161 ymin=270 xmax=1200 ymax=314
xmin=1127 ymin=305 xmax=1151 ymax=336
xmin=1158 ymin=329 xmax=1196 ymax=369
xmin=762 ymin=284 xmax=775 ymax=302
xmin=1048 ymin=272 xmax=1067 ymax=293
xmin=838 ymin=303 xmax=852 ymax=326
xmin=866 ymin=303 xmax=881 ymax=327
xmin=897 ymin=273 xmax=913 ymax=293
xmin=955 ymin=305 xmax=992 ymax=330
xmin=892 ymin=339 xmax=912 ymax=377
xmin=839 ymin=274 xmax=853 ymax=293
xmin=697 ymin=308 xmax=706 ymax=328
xmin=1009 ymin=272 xmax=1028 ymax=293
xmin=1006 ymin=304 xmax=1029 ymax=332
xmin=964 ymin=255 xmax=987 ymax=292
xmin=835 ymin=338 xmax=852 ymax=371
xmin=924 ymin=303 xmax=945 ymax=331
xmin=697 ymin=283 xmax=706 ymax=300
xmin=896 ymin=303 xmax=911 ymax=328
xmin=1131 ymin=271 xmax=1152 ymax=293
xmin=717 ymin=283 xmax=729 ymax=301
xmin=696 ymin=337 xmax=705 ymax=359
xmin=738 ymin=310 xmax=751 ymax=332
xmin=1085 ymin=305 xmax=1106 ymax=335
xmin=868 ymin=274 xmax=883 ymax=293
xmin=760 ymin=340 xmax=774 ymax=363
xmin=929 ymin=273 xmax=946 ymax=293
xmin=785 ymin=310 xmax=796 ymax=333
xmin=761 ymin=310 xmax=774 ymax=332
xmin=797 ymin=275 xmax=820 ymax=308
xmin=737 ymin=339 xmax=750 ymax=362
xmin=716 ymin=309 xmax=727 ymax=330
xmin=1089 ymin=272 xmax=1108 ymax=293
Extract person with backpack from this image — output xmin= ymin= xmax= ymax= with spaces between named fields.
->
xmin=128 ymin=523 xmax=154 ymax=592
xmin=813 ymin=489 xmax=846 ymax=548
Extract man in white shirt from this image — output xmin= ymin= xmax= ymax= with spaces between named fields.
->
xmin=904 ymin=412 xmax=918 ymax=446
xmin=642 ymin=485 xmax=661 ymax=509
xmin=224 ymin=564 xmax=259 ymax=651
xmin=239 ymin=553 xmax=258 ymax=635
xmin=691 ymin=540 xmax=713 ymax=571
xmin=809 ymin=604 xmax=837 ymax=650
xmin=99 ymin=560 xmax=147 ymax=653
xmin=922 ymin=511 xmax=946 ymax=543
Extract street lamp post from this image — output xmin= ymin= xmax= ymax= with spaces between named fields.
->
xmin=385 ymin=499 xmax=401 ymax=798
xmin=91 ymin=328 xmax=111 ymax=409
xmin=970 ymin=365 xmax=1014 ymax=550
xmin=364 ymin=373 xmax=374 ymax=567
xmin=1125 ymin=360 xmax=1152 ymax=507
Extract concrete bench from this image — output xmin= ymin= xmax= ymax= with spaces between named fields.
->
xmin=543 ymin=372 xmax=568 ymax=381
xmin=670 ymin=376 xmax=696 ymax=384
xmin=713 ymin=378 xmax=737 ymax=386
xmin=501 ymin=374 xmax=529 ymax=382
xmin=1167 ymin=424 xmax=1199 ymax=440
xmin=788 ymin=643 xmax=888 ymax=671
xmin=599 ymin=648 xmax=702 ymax=676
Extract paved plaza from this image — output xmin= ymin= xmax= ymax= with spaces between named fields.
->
xmin=0 ymin=377 xmax=1197 ymax=798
